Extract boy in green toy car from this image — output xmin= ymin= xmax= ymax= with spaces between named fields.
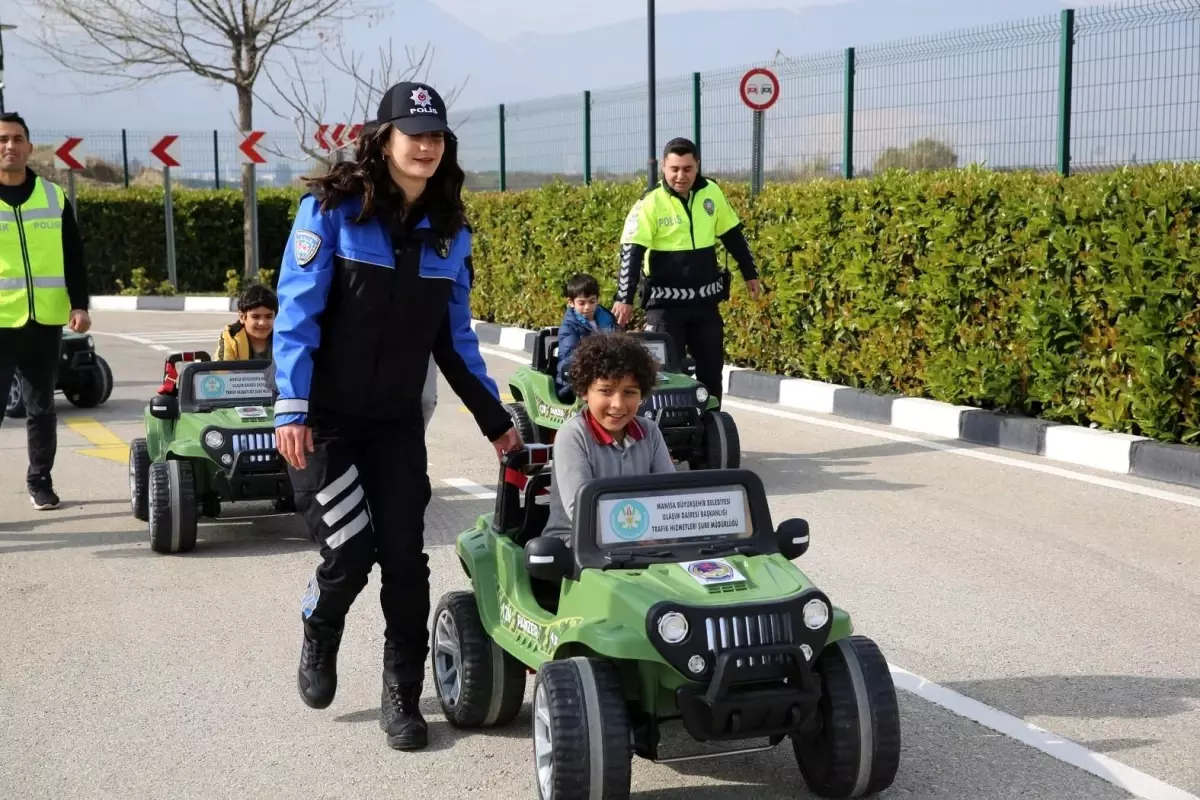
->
xmin=553 ymin=272 xmax=618 ymax=402
xmin=543 ymin=331 xmax=675 ymax=541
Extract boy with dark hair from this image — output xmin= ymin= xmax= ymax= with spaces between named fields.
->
xmin=216 ymin=284 xmax=278 ymax=361
xmin=542 ymin=332 xmax=675 ymax=541
xmin=554 ymin=272 xmax=617 ymax=400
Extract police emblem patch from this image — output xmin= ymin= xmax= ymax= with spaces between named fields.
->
xmin=703 ymin=198 xmax=715 ymax=216
xmin=294 ymin=230 xmax=322 ymax=266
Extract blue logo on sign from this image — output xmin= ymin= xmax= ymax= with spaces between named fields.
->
xmin=200 ymin=375 xmax=225 ymax=398
xmin=610 ymin=499 xmax=650 ymax=541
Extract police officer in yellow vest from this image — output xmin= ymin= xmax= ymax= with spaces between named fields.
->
xmin=612 ymin=137 xmax=761 ymax=400
xmin=0 ymin=112 xmax=92 ymax=511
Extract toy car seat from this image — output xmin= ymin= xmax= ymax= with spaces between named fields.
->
xmin=157 ymin=351 xmax=211 ymax=396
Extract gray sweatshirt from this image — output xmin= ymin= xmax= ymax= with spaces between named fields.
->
xmin=542 ymin=410 xmax=677 ymax=541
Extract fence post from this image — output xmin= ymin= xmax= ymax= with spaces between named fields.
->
xmin=121 ymin=129 xmax=129 ymax=188
xmin=1057 ymin=8 xmax=1075 ymax=177
xmin=499 ymin=103 xmax=507 ymax=191
xmin=692 ymin=72 xmax=702 ymax=153
xmin=584 ymin=90 xmax=592 ymax=186
xmin=213 ymin=129 xmax=221 ymax=189
xmin=843 ymin=47 xmax=855 ymax=179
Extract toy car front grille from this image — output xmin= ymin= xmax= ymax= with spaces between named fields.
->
xmin=645 ymin=391 xmax=697 ymax=410
xmin=233 ymin=432 xmax=277 ymax=463
xmin=704 ymin=611 xmax=795 ymax=667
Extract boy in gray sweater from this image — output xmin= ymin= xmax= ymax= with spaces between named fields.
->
xmin=542 ymin=332 xmax=676 ymax=541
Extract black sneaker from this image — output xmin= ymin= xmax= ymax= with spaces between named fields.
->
xmin=380 ymin=678 xmax=428 ymax=750
xmin=29 ymin=485 xmax=60 ymax=510
xmin=297 ymin=625 xmax=342 ymax=709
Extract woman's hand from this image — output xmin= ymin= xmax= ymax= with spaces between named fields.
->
xmin=277 ymin=423 xmax=314 ymax=470
xmin=491 ymin=426 xmax=523 ymax=461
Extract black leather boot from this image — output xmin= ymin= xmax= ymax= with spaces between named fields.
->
xmin=380 ymin=654 xmax=428 ymax=750
xmin=297 ymin=623 xmax=342 ymax=709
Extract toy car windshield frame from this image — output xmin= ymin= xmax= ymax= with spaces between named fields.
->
xmin=177 ymin=359 xmax=276 ymax=413
xmin=570 ymin=469 xmax=778 ymax=575
xmin=627 ymin=331 xmax=680 ymax=373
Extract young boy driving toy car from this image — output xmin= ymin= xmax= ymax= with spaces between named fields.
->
xmin=542 ymin=332 xmax=675 ymax=540
xmin=554 ymin=272 xmax=618 ymax=401
xmin=216 ymin=284 xmax=278 ymax=361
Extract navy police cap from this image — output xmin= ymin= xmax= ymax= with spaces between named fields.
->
xmin=376 ymin=82 xmax=455 ymax=138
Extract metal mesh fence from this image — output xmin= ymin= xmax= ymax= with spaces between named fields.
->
xmin=33 ymin=0 xmax=1199 ymax=193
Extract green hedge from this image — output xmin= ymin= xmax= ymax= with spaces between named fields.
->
xmin=76 ymin=163 xmax=1200 ymax=443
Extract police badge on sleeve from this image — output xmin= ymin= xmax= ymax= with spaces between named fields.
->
xmin=294 ymin=230 xmax=322 ymax=267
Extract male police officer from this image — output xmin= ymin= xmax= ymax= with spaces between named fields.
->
xmin=612 ymin=137 xmax=760 ymax=399
xmin=0 ymin=112 xmax=91 ymax=510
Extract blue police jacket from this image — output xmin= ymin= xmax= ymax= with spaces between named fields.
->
xmin=271 ymin=191 xmax=512 ymax=441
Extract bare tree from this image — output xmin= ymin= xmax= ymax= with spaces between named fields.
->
xmin=25 ymin=0 xmax=386 ymax=278
xmin=257 ymin=38 xmax=469 ymax=172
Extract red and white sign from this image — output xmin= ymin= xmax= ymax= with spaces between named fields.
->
xmin=54 ymin=136 xmax=85 ymax=171
xmin=150 ymin=135 xmax=182 ymax=168
xmin=739 ymin=67 xmax=780 ymax=112
xmin=315 ymin=122 xmax=364 ymax=151
xmin=239 ymin=130 xmax=268 ymax=164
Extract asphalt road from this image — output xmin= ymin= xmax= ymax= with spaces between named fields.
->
xmin=2 ymin=310 xmax=1198 ymax=800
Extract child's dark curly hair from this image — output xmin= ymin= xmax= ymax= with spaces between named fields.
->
xmin=569 ymin=332 xmax=660 ymax=397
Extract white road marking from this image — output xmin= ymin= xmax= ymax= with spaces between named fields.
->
xmin=442 ymin=478 xmax=496 ymax=500
xmin=477 ymin=345 xmax=1200 ymax=510
xmin=890 ymin=666 xmax=1199 ymax=800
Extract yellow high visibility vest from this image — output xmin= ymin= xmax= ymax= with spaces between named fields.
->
xmin=0 ymin=176 xmax=70 ymax=328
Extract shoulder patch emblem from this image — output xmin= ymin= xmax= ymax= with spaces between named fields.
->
xmin=622 ymin=199 xmax=643 ymax=238
xmin=293 ymin=230 xmax=322 ymax=266
xmin=703 ymin=198 xmax=715 ymax=216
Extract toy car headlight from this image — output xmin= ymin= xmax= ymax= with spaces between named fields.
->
xmin=204 ymin=430 xmax=225 ymax=449
xmin=803 ymin=599 xmax=830 ymax=630
xmin=657 ymin=611 xmax=689 ymax=644
xmin=695 ymin=386 xmax=709 ymax=403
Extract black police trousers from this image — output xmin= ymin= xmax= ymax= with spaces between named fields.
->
xmin=0 ymin=323 xmax=63 ymax=491
xmin=289 ymin=405 xmax=433 ymax=684
xmin=644 ymin=304 xmax=725 ymax=400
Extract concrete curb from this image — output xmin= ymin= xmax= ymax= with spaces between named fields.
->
xmin=90 ymin=295 xmax=1200 ymax=492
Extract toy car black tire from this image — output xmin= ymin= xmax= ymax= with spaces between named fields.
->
xmin=6 ymin=372 xmax=25 ymax=419
xmin=65 ymin=355 xmax=113 ymax=409
xmin=793 ymin=635 xmax=902 ymax=798
xmin=532 ymin=657 xmax=632 ymax=800
xmin=431 ymin=591 xmax=527 ymax=729
xmin=506 ymin=402 xmax=538 ymax=444
xmin=148 ymin=459 xmax=199 ymax=554
xmin=128 ymin=438 xmax=151 ymax=522
xmin=700 ymin=410 xmax=741 ymax=470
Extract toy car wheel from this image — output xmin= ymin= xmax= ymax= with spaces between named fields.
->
xmin=432 ymin=591 xmax=527 ymax=729
xmin=128 ymin=438 xmax=151 ymax=522
xmin=793 ymin=635 xmax=901 ymax=799
xmin=506 ymin=402 xmax=538 ymax=444
xmin=699 ymin=410 xmax=741 ymax=470
xmin=6 ymin=372 xmax=26 ymax=419
xmin=148 ymin=459 xmax=199 ymax=554
xmin=532 ymin=657 xmax=632 ymax=800
xmin=65 ymin=355 xmax=114 ymax=408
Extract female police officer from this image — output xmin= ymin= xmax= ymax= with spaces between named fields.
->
xmin=271 ymin=82 xmax=520 ymax=751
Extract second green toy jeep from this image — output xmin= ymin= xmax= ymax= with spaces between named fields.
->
xmin=6 ymin=330 xmax=113 ymax=418
xmin=431 ymin=446 xmax=901 ymax=799
xmin=127 ymin=352 xmax=293 ymax=554
xmin=505 ymin=326 xmax=740 ymax=470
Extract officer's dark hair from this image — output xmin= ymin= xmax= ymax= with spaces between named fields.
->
xmin=563 ymin=272 xmax=600 ymax=300
xmin=302 ymin=120 xmax=467 ymax=239
xmin=0 ymin=112 xmax=30 ymax=140
xmin=569 ymin=332 xmax=659 ymax=398
xmin=663 ymin=137 xmax=698 ymax=161
xmin=238 ymin=283 xmax=278 ymax=314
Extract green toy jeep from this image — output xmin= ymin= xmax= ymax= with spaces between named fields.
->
xmin=431 ymin=446 xmax=901 ymax=799
xmin=505 ymin=326 xmax=740 ymax=470
xmin=6 ymin=331 xmax=113 ymax=418
xmin=127 ymin=352 xmax=293 ymax=554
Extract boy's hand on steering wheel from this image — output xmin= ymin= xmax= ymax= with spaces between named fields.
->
xmin=492 ymin=426 xmax=523 ymax=461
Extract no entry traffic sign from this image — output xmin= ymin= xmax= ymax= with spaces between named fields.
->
xmin=739 ymin=67 xmax=780 ymax=112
